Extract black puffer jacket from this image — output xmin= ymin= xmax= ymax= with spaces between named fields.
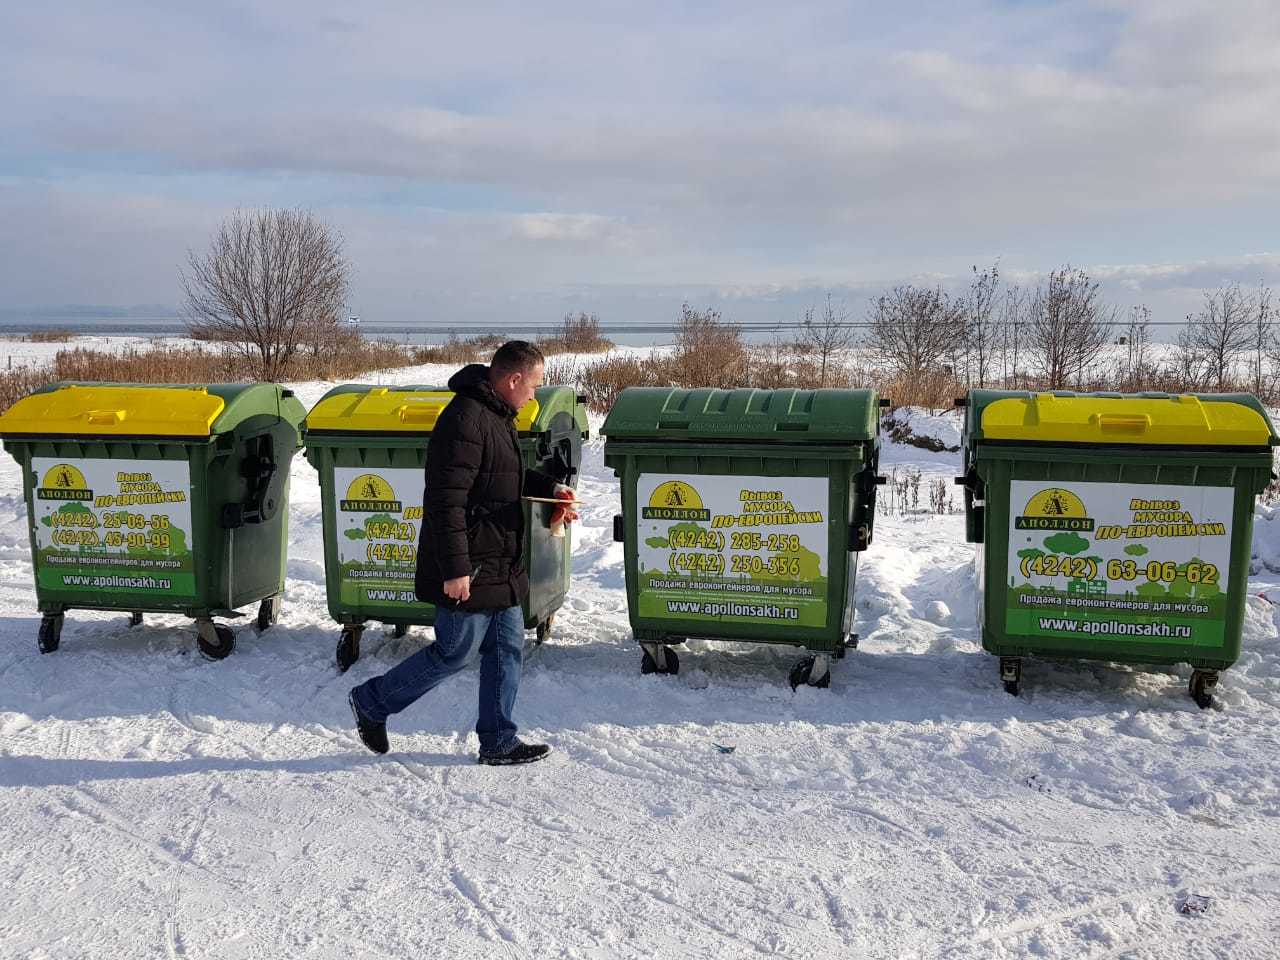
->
xmin=414 ymin=364 xmax=558 ymax=610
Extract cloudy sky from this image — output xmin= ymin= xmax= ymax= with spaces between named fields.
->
xmin=1 ymin=0 xmax=1278 ymax=329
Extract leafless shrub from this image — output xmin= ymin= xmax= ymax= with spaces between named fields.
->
xmin=539 ymin=312 xmax=613 ymax=355
xmin=666 ymin=303 xmax=747 ymax=388
xmin=183 ymin=207 xmax=350 ymax=381
xmin=577 ymin=354 xmax=665 ymax=412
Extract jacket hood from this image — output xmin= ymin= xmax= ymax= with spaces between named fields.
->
xmin=448 ymin=363 xmax=517 ymax=418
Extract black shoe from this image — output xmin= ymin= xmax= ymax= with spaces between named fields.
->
xmin=477 ymin=739 xmax=551 ymax=766
xmin=348 ymin=690 xmax=388 ymax=755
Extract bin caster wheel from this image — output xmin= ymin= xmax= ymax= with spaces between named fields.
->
xmin=640 ymin=644 xmax=679 ymax=676
xmin=534 ymin=620 xmax=551 ymax=647
xmin=337 ymin=626 xmax=363 ymax=673
xmin=197 ymin=623 xmax=235 ymax=661
xmin=1000 ymin=657 xmax=1021 ymax=697
xmin=38 ymin=614 xmax=64 ymax=654
xmin=1189 ymin=669 xmax=1218 ymax=710
xmin=128 ymin=612 xmax=144 ymax=628
xmin=391 ymin=623 xmax=408 ymax=639
xmin=789 ymin=655 xmax=831 ymax=691
xmin=256 ymin=596 xmax=281 ymax=632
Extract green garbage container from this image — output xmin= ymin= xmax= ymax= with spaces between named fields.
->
xmin=0 ymin=381 xmax=306 ymax=659
xmin=602 ymin=387 xmax=883 ymax=688
xmin=957 ymin=390 xmax=1279 ymax=707
xmin=302 ymin=384 xmax=589 ymax=672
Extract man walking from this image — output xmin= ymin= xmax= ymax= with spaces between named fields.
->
xmin=348 ymin=341 xmax=575 ymax=765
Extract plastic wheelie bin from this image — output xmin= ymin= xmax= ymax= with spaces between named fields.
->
xmin=0 ymin=381 xmax=306 ymax=659
xmin=302 ymin=384 xmax=589 ymax=671
xmin=602 ymin=387 xmax=884 ymax=688
xmin=957 ymin=390 xmax=1279 ymax=707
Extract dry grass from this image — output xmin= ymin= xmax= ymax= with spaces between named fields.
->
xmin=0 ymin=365 xmax=52 ymax=416
xmin=0 ymin=337 xmax=426 ymax=414
xmin=26 ymin=330 xmax=74 ymax=343
xmin=412 ymin=333 xmax=505 ymax=366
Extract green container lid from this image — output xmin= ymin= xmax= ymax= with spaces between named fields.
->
xmin=963 ymin=389 xmax=1278 ymax=450
xmin=602 ymin=387 xmax=880 ymax=443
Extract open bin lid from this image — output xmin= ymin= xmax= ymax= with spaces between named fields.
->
xmin=0 ymin=383 xmax=237 ymax=438
xmin=964 ymin=390 xmax=1279 ymax=449
xmin=304 ymin=384 xmax=581 ymax=436
xmin=601 ymin=387 xmax=880 ymax=443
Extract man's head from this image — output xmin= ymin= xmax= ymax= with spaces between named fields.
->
xmin=488 ymin=340 xmax=545 ymax=411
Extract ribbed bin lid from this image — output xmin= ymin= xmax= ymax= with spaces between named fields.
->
xmin=964 ymin=390 xmax=1278 ymax=448
xmin=602 ymin=387 xmax=879 ymax=443
xmin=304 ymin=384 xmax=583 ymax=435
xmin=0 ymin=384 xmax=230 ymax=437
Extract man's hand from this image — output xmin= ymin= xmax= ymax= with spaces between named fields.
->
xmin=443 ymin=575 xmax=471 ymax=603
xmin=550 ymin=484 xmax=579 ymax=538
xmin=552 ymin=484 xmax=579 ymax=523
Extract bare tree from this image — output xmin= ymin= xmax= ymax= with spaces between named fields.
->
xmin=1121 ymin=304 xmax=1154 ymax=390
xmin=959 ymin=261 xmax=1002 ymax=388
xmin=1179 ymin=284 xmax=1254 ymax=392
xmin=1253 ymin=281 xmax=1273 ymax=397
xmin=183 ymin=208 xmax=350 ymax=381
xmin=1000 ymin=284 xmax=1027 ymax=387
xmin=799 ymin=293 xmax=855 ymax=388
xmin=1026 ymin=266 xmax=1113 ymax=389
xmin=866 ymin=284 xmax=964 ymax=386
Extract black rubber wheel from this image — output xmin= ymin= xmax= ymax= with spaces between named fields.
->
xmin=37 ymin=616 xmax=61 ymax=654
xmin=1189 ymin=674 xmax=1215 ymax=710
xmin=256 ymin=597 xmax=280 ymax=632
xmin=336 ymin=627 xmax=362 ymax=673
xmin=1003 ymin=679 xmax=1020 ymax=697
xmin=641 ymin=646 xmax=680 ymax=676
xmin=197 ymin=625 xmax=235 ymax=661
xmin=789 ymin=655 xmax=830 ymax=690
xmin=392 ymin=623 xmax=408 ymax=639
xmin=534 ymin=620 xmax=550 ymax=646
xmin=128 ymin=612 xmax=143 ymax=628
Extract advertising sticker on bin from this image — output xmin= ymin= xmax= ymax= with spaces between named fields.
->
xmin=1005 ymin=479 xmax=1234 ymax=646
xmin=635 ymin=473 xmax=829 ymax=627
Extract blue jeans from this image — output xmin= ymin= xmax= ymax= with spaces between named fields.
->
xmin=351 ymin=605 xmax=525 ymax=754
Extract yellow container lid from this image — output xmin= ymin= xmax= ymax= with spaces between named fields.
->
xmin=981 ymin=393 xmax=1274 ymax=446
xmin=305 ymin=386 xmax=539 ymax=433
xmin=0 ymin=384 xmax=226 ymax=437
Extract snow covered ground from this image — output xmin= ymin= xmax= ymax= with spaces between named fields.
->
xmin=2 ymin=364 xmax=1280 ymax=959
